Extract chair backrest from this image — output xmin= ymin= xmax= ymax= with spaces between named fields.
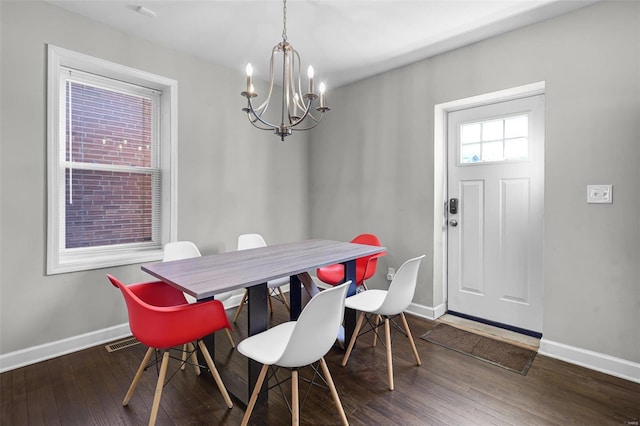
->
xmin=163 ymin=241 xmax=201 ymax=261
xmin=377 ymin=255 xmax=426 ymax=316
xmin=276 ymin=281 xmax=351 ymax=368
xmin=237 ymin=233 xmax=288 ymax=287
xmin=107 ymin=274 xmax=229 ymax=349
xmin=107 ymin=274 xmax=187 ymax=347
xmin=351 ymin=233 xmax=385 ymax=282
xmin=162 ymin=241 xmax=202 ymax=303
xmin=351 ymin=233 xmax=381 ymax=246
xmin=237 ymin=233 xmax=267 ymax=251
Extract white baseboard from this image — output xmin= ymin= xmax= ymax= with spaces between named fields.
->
xmin=0 ymin=323 xmax=132 ymax=373
xmin=539 ymin=339 xmax=640 ymax=384
xmin=406 ymin=301 xmax=446 ymax=321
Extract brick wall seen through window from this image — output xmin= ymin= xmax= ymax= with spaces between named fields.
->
xmin=65 ymin=82 xmax=156 ymax=248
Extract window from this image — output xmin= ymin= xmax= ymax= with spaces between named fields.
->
xmin=460 ymin=114 xmax=529 ymax=164
xmin=47 ymin=45 xmax=177 ymax=274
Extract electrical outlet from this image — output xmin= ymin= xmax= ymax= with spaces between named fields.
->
xmin=386 ymin=267 xmax=395 ymax=281
xmin=587 ymin=184 xmax=613 ymax=204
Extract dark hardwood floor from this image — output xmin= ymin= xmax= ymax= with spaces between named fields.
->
xmin=2 ymin=298 xmax=639 ymax=425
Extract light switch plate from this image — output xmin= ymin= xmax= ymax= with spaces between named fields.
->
xmin=587 ymin=184 xmax=613 ymax=204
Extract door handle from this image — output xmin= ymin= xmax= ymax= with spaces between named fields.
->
xmin=449 ymin=219 xmax=458 ymax=227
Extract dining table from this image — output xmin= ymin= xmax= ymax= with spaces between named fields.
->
xmin=141 ymin=239 xmax=385 ymax=405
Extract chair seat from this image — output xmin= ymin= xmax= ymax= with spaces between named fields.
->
xmin=237 ymin=322 xmax=295 ymax=366
xmin=344 ymin=289 xmax=387 ymax=314
xmin=316 ymin=234 xmax=385 ymax=292
xmin=317 ymin=263 xmax=368 ymax=286
xmin=316 ymin=263 xmax=346 ymax=285
xmin=268 ymin=276 xmax=289 ymax=289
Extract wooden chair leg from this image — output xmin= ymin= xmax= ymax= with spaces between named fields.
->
xmin=267 ymin=288 xmax=274 ymax=314
xmin=187 ymin=342 xmax=201 ymax=375
xmin=372 ymin=315 xmax=381 ymax=347
xmin=277 ymin=287 xmax=291 ymax=311
xmin=400 ymin=312 xmax=421 ymax=366
xmin=241 ymin=363 xmax=269 ymax=426
xmin=384 ymin=318 xmax=394 ymax=391
xmin=320 ymin=357 xmax=348 ymax=426
xmin=224 ymin=328 xmax=236 ymax=348
xmin=233 ymin=290 xmax=248 ymax=323
xmin=123 ymin=346 xmax=155 ymax=406
xmin=342 ymin=311 xmax=366 ymax=366
xmin=149 ymin=351 xmax=170 ymax=426
xmin=197 ymin=340 xmax=233 ymax=408
xmin=291 ymin=369 xmax=299 ymax=426
xmin=180 ymin=343 xmax=188 ymax=370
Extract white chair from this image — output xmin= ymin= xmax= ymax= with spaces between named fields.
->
xmin=163 ymin=241 xmax=235 ymax=350
xmin=341 ymin=255 xmax=426 ymax=391
xmin=232 ymin=233 xmax=291 ymax=323
xmin=238 ymin=281 xmax=351 ymax=426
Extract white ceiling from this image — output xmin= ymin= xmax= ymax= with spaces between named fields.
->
xmin=47 ymin=0 xmax=594 ymax=88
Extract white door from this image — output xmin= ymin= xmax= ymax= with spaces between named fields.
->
xmin=447 ymin=95 xmax=544 ymax=334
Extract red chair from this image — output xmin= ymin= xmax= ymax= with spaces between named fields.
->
xmin=317 ymin=234 xmax=385 ymax=295
xmin=107 ymin=275 xmax=233 ymax=425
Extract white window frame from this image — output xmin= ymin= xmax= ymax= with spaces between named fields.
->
xmin=47 ymin=45 xmax=177 ymax=274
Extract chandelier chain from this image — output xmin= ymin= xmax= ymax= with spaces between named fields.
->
xmin=282 ymin=0 xmax=288 ymax=41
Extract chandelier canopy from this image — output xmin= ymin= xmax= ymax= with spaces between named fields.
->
xmin=241 ymin=0 xmax=330 ymax=141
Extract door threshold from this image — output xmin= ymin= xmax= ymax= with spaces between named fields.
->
xmin=437 ymin=313 xmax=540 ymax=352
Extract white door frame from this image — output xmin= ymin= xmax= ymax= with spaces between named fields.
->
xmin=432 ymin=81 xmax=545 ymax=320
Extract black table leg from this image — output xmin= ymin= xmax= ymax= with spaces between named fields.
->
xmin=247 ymin=282 xmax=268 ymax=405
xmin=343 ymin=260 xmax=357 ymax=349
xmin=289 ymin=274 xmax=302 ymax=320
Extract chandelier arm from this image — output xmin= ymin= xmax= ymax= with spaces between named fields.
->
xmin=247 ymin=114 xmax=277 ymax=131
xmin=245 ymin=97 xmax=279 ymax=130
xmin=288 ymin=112 xmax=327 ymax=131
xmin=287 ymin=47 xmax=304 ymax=123
xmin=247 ymin=117 xmax=277 ymax=131
xmin=253 ymin=45 xmax=281 ymax=115
xmin=303 ymin=109 xmax=320 ymax=123
xmin=293 ymin=48 xmax=306 ymax=111
xmin=288 ymin=97 xmax=312 ymax=127
xmin=247 ymin=107 xmax=274 ymax=130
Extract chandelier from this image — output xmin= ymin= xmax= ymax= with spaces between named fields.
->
xmin=241 ymin=0 xmax=330 ymax=141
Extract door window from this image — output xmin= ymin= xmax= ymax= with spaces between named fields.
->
xmin=460 ymin=114 xmax=529 ymax=164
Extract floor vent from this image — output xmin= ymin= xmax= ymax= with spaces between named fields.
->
xmin=105 ymin=337 xmax=139 ymax=353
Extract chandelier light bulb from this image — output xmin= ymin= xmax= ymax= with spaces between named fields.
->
xmin=307 ymin=66 xmax=315 ymax=94
xmin=319 ymin=82 xmax=326 ymax=107
xmin=245 ymin=63 xmax=253 ymax=93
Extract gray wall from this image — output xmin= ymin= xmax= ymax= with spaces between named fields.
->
xmin=0 ymin=2 xmax=309 ymax=354
xmin=310 ymin=1 xmax=639 ymax=363
xmin=1 ymin=0 xmax=638 ymax=367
